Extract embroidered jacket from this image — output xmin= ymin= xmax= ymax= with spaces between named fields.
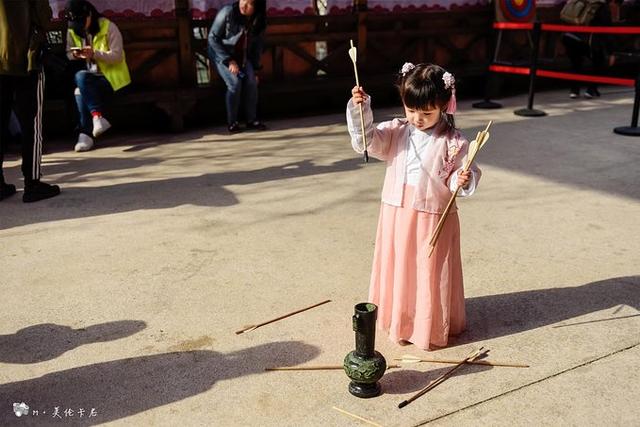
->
xmin=347 ymin=98 xmax=481 ymax=214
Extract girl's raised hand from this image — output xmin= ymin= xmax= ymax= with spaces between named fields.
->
xmin=457 ymin=170 xmax=472 ymax=189
xmin=351 ymin=86 xmax=368 ymax=105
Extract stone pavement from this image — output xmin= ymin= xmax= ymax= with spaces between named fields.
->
xmin=1 ymin=87 xmax=639 ymax=426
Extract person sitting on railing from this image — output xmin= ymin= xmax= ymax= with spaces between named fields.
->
xmin=65 ymin=0 xmax=131 ymax=152
xmin=561 ymin=0 xmax=621 ymax=99
xmin=207 ymin=0 xmax=267 ymax=134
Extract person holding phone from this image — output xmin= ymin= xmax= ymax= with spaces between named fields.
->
xmin=562 ymin=0 xmax=620 ymax=99
xmin=65 ymin=0 xmax=130 ymax=152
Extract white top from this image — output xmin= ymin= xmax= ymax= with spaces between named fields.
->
xmin=405 ymin=126 xmax=432 ymax=186
xmin=404 ymin=125 xmax=476 ymax=196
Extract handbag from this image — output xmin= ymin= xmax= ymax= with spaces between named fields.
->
xmin=560 ymin=0 xmax=606 ymax=25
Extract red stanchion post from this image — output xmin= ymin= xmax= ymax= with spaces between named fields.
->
xmin=514 ymin=21 xmax=546 ymax=117
xmin=613 ymin=73 xmax=640 ymax=136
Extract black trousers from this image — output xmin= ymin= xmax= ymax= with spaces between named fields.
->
xmin=0 ymin=71 xmax=45 ymax=184
xmin=562 ymin=33 xmax=607 ymax=93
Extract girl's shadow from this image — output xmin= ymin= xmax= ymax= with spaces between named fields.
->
xmin=454 ymin=275 xmax=640 ymax=345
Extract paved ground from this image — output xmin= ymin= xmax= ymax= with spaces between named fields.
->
xmin=1 ymin=87 xmax=639 ymax=427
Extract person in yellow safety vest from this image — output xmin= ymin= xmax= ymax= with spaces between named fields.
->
xmin=65 ymin=0 xmax=130 ymax=152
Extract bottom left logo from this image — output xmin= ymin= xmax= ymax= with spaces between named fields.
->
xmin=13 ymin=402 xmax=30 ymax=417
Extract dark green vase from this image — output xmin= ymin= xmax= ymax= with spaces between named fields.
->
xmin=343 ymin=302 xmax=387 ymax=398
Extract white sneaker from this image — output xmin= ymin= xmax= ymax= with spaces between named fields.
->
xmin=74 ymin=133 xmax=94 ymax=152
xmin=92 ymin=116 xmax=111 ymax=138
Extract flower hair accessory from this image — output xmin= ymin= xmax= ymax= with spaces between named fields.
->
xmin=400 ymin=62 xmax=415 ymax=76
xmin=442 ymin=72 xmax=455 ymax=89
xmin=442 ymin=71 xmax=457 ymax=114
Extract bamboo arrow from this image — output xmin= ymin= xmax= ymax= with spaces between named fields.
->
xmin=235 ymin=299 xmax=331 ymax=334
xmin=332 ymin=406 xmax=384 ymax=427
xmin=398 ymin=347 xmax=488 ymax=409
xmin=265 ymin=364 xmax=401 ymax=371
xmin=427 ymin=121 xmax=492 ymax=258
xmin=348 ymin=39 xmax=369 ymax=163
xmin=395 ymin=354 xmax=529 ymax=368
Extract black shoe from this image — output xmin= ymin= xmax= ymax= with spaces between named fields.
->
xmin=23 ymin=180 xmax=60 ymax=203
xmin=228 ymin=122 xmax=242 ymax=133
xmin=0 ymin=182 xmax=17 ymax=201
xmin=585 ymin=88 xmax=600 ymax=98
xmin=246 ymin=121 xmax=267 ymax=131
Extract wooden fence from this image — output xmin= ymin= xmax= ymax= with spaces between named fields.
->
xmin=43 ymin=1 xmax=639 ymax=134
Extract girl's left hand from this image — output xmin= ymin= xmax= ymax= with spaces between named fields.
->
xmin=457 ymin=170 xmax=471 ymax=188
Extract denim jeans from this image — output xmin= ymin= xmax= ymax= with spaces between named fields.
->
xmin=74 ymin=70 xmax=113 ymax=135
xmin=209 ymin=51 xmax=258 ymax=125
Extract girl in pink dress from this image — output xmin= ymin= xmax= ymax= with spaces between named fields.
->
xmin=346 ymin=63 xmax=481 ymax=350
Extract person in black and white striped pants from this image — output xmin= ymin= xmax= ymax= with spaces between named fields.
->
xmin=0 ymin=0 xmax=60 ymax=203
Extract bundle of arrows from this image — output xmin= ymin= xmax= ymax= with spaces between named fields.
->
xmin=428 ymin=121 xmax=492 ymax=257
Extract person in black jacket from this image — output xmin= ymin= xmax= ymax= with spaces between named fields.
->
xmin=0 ymin=0 xmax=60 ymax=202
xmin=207 ymin=0 xmax=267 ymax=133
xmin=562 ymin=0 xmax=620 ymax=99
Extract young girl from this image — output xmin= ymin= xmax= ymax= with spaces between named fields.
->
xmin=347 ymin=63 xmax=481 ymax=350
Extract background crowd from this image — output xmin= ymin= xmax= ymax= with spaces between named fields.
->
xmin=0 ymin=0 xmax=630 ymax=203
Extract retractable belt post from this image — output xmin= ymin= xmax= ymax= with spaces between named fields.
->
xmin=613 ymin=73 xmax=640 ymax=136
xmin=478 ymin=22 xmax=638 ymax=129
xmin=473 ymin=27 xmax=503 ymax=109
xmin=515 ymin=21 xmax=546 ymax=117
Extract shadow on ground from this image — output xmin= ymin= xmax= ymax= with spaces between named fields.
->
xmin=0 ymin=341 xmax=320 ymax=426
xmin=0 ymin=158 xmax=362 ymax=230
xmin=37 ymin=157 xmax=160 ymax=183
xmin=33 ymin=110 xmax=369 ymax=155
xmin=381 ymin=362 xmax=491 ymax=395
xmin=0 ymin=321 xmax=146 ymax=364
xmin=454 ymin=275 xmax=639 ymax=345
xmin=471 ymin=100 xmax=640 ymax=201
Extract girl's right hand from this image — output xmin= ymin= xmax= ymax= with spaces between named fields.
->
xmin=351 ymin=86 xmax=368 ymax=105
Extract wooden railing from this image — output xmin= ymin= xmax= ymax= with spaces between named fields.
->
xmin=42 ymin=2 xmax=640 ymax=134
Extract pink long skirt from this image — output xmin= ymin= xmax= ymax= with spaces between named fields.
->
xmin=368 ymin=185 xmax=465 ymax=350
